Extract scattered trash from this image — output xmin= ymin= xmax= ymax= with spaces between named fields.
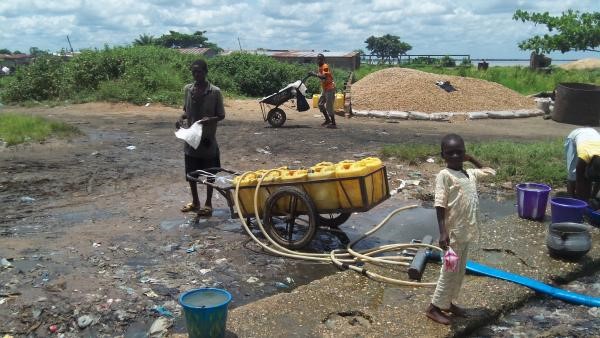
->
xmin=77 ymin=315 xmax=94 ymax=329
xmin=199 ymin=269 xmax=212 ymax=275
xmin=275 ymin=282 xmax=290 ymax=289
xmin=215 ymin=258 xmax=227 ymax=265
xmin=91 ymin=151 xmax=100 ymax=156
xmin=353 ymin=152 xmax=376 ymax=158
xmin=253 ymin=132 xmax=263 ymax=135
xmin=126 ymin=145 xmax=136 ymax=150
xmin=435 ymin=80 xmax=456 ymax=92
xmin=256 ymin=147 xmax=272 ymax=155
xmin=49 ymin=324 xmax=58 ymax=333
xmin=186 ymin=245 xmax=196 ymax=253
xmin=20 ymin=196 xmax=36 ymax=203
xmin=152 ymin=305 xmax=174 ymax=317
xmin=144 ymin=290 xmax=159 ymax=298
xmin=92 ymin=242 xmax=101 ymax=248
xmin=328 ymin=146 xmax=338 ymax=150
xmin=148 ymin=317 xmax=172 ymax=335
xmin=0 ymin=258 xmax=12 ymax=269
xmin=145 ymin=103 xmax=151 ymax=107
xmin=246 ymin=277 xmax=259 ymax=283
xmin=41 ymin=272 xmax=50 ymax=282
xmin=426 ymin=157 xmax=435 ymax=163
xmin=285 ymin=277 xmax=294 ymax=285
xmin=408 ymin=171 xmax=422 ymax=178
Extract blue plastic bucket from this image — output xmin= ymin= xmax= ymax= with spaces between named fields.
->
xmin=179 ymin=288 xmax=232 ymax=338
xmin=516 ymin=183 xmax=551 ymax=220
xmin=550 ymin=197 xmax=587 ymax=224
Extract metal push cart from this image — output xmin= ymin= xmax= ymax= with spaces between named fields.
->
xmin=187 ymin=166 xmax=390 ymax=249
xmin=259 ymin=75 xmax=311 ymax=128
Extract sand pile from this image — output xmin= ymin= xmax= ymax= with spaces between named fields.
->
xmin=560 ymin=58 xmax=600 ymax=70
xmin=351 ymin=68 xmax=534 ymax=113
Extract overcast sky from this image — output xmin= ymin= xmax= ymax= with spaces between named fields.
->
xmin=1 ymin=0 xmax=599 ymax=60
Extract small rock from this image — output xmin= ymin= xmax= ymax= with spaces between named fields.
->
xmin=246 ymin=277 xmax=259 ymax=283
xmin=589 ymin=307 xmax=600 ymax=318
xmin=77 ymin=315 xmax=94 ymax=329
xmin=148 ymin=317 xmax=172 ymax=335
xmin=533 ymin=314 xmax=545 ymax=322
xmin=501 ymin=182 xmax=513 ymax=190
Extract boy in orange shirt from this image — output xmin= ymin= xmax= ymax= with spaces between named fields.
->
xmin=309 ymin=53 xmax=337 ymax=128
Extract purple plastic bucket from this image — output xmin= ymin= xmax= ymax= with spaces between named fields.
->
xmin=516 ymin=183 xmax=551 ymax=220
xmin=550 ymin=197 xmax=588 ymax=224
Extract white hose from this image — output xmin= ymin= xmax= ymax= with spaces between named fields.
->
xmin=232 ymin=170 xmax=443 ymax=286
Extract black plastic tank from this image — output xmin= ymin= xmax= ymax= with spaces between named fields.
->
xmin=552 ymin=82 xmax=600 ymax=126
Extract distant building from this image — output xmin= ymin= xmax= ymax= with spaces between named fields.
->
xmin=0 ymin=53 xmax=33 ymax=69
xmin=254 ymin=50 xmax=361 ymax=70
xmin=176 ymin=47 xmax=218 ymax=58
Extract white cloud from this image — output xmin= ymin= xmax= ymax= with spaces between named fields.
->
xmin=0 ymin=0 xmax=599 ymax=59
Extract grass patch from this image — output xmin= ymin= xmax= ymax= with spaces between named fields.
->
xmin=382 ymin=139 xmax=565 ymax=185
xmin=0 ymin=113 xmax=81 ymax=146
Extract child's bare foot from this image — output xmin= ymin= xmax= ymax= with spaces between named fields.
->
xmin=425 ymin=304 xmax=451 ymax=325
xmin=449 ymin=303 xmax=467 ymax=317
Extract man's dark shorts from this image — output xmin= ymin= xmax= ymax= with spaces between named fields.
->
xmin=184 ymin=152 xmax=221 ymax=182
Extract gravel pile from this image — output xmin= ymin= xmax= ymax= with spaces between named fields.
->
xmin=352 ymin=68 xmax=534 ymax=113
xmin=560 ymin=58 xmax=600 ymax=70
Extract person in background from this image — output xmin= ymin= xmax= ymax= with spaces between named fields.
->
xmin=425 ymin=134 xmax=495 ymax=325
xmin=565 ymin=127 xmax=600 ymax=203
xmin=309 ymin=53 xmax=337 ymax=129
xmin=177 ymin=59 xmax=225 ymax=217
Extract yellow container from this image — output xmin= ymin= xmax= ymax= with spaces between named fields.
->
xmin=275 ymin=169 xmax=309 ymax=212
xmin=314 ymin=161 xmax=334 ymax=167
xmin=305 ymin=166 xmax=339 ymax=210
xmin=335 ymin=162 xmax=369 ymax=208
xmin=358 ymin=157 xmax=385 ymax=204
xmin=232 ymin=173 xmax=259 ymax=216
xmin=312 ymin=94 xmax=320 ymax=108
xmin=312 ymin=94 xmax=345 ymax=111
xmin=335 ymin=93 xmax=344 ymax=111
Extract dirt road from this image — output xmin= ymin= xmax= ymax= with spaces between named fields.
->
xmin=0 ymin=100 xmax=575 ymax=336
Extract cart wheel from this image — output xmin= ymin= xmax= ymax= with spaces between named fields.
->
xmin=263 ymin=186 xmax=317 ymax=249
xmin=267 ymin=108 xmax=286 ymax=128
xmin=317 ymin=213 xmax=352 ymax=228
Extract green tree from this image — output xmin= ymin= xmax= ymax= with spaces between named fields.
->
xmin=29 ymin=47 xmax=49 ymax=56
xmin=133 ymin=34 xmax=155 ymax=46
xmin=155 ymin=30 xmax=221 ymax=51
xmin=365 ymin=34 xmax=412 ymax=63
xmin=0 ymin=49 xmax=11 ymax=54
xmin=513 ymin=9 xmax=600 ymax=53
xmin=13 ymin=50 xmax=22 ymax=54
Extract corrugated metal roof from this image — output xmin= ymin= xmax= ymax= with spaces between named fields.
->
xmin=0 ymin=54 xmax=31 ymax=60
xmin=177 ymin=48 xmax=212 ymax=55
xmin=255 ymin=50 xmax=358 ymax=58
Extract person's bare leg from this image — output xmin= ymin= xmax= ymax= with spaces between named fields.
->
xmin=567 ymin=180 xmax=576 ymax=197
xmin=189 ymin=181 xmax=200 ymax=208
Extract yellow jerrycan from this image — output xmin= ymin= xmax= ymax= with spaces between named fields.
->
xmin=275 ymin=169 xmax=309 ymax=213
xmin=358 ymin=157 xmax=385 ymax=204
xmin=335 ymin=161 xmax=369 ymax=208
xmin=232 ymin=173 xmax=258 ymax=216
xmin=305 ymin=165 xmax=339 ymax=210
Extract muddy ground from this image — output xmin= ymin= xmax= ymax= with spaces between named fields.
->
xmin=0 ymin=100 xmax=578 ymax=337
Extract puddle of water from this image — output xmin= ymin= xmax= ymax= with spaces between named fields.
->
xmin=472 ymin=270 xmax=600 ymax=337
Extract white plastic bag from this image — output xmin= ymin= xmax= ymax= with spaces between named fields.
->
xmin=175 ymin=121 xmax=203 ymax=149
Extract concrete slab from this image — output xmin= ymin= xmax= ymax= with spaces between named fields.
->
xmin=225 ymin=214 xmax=600 ymax=337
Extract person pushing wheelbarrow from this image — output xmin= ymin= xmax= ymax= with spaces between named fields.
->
xmin=308 ymin=53 xmax=337 ymax=129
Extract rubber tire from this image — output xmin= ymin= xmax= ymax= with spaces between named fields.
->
xmin=267 ymin=108 xmax=286 ymax=128
xmin=317 ymin=213 xmax=352 ymax=228
xmin=263 ymin=186 xmax=317 ymax=249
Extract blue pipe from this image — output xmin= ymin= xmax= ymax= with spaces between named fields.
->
xmin=466 ymin=260 xmax=600 ymax=307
